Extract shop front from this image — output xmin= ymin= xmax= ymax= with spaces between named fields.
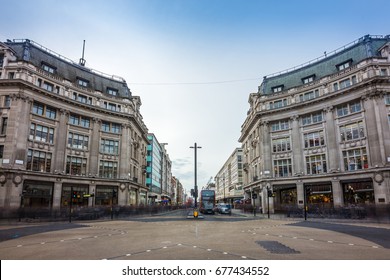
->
xmin=22 ymin=180 xmax=53 ymax=208
xmin=342 ymin=179 xmax=374 ymax=205
xmin=61 ymin=183 xmax=89 ymax=208
xmin=305 ymin=182 xmax=333 ymax=206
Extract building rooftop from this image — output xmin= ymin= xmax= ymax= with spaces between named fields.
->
xmin=259 ymin=34 xmax=390 ymax=95
xmin=3 ymin=39 xmax=131 ymax=99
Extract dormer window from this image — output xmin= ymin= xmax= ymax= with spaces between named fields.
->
xmin=272 ymin=85 xmax=284 ymax=93
xmin=77 ymin=77 xmax=89 ymax=88
xmin=336 ymin=59 xmax=352 ymax=71
xmin=302 ymin=75 xmax=315 ymax=84
xmin=41 ymin=63 xmax=55 ymax=74
xmin=106 ymin=87 xmax=118 ymax=96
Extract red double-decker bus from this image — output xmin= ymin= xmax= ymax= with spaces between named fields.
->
xmin=200 ymin=190 xmax=215 ymax=214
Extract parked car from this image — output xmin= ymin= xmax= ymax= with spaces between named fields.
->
xmin=217 ymin=203 xmax=231 ymax=214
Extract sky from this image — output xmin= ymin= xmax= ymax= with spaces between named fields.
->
xmin=1 ymin=0 xmax=389 ymax=193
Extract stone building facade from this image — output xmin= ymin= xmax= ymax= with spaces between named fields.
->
xmin=0 ymin=39 xmax=149 ymax=213
xmin=239 ymin=35 xmax=390 ymax=214
xmin=214 ymin=148 xmax=244 ymax=204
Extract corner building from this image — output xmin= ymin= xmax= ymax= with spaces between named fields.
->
xmin=0 ymin=39 xmax=149 ymax=213
xmin=239 ymin=35 xmax=390 ymax=214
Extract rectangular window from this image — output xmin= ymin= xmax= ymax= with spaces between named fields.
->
xmin=73 ymin=92 xmax=92 ymax=105
xmin=336 ymin=60 xmax=352 ymax=71
xmin=339 ymin=121 xmax=365 ymax=142
xmin=299 ymin=89 xmax=319 ymax=102
xmin=273 ymin=159 xmax=292 ymax=177
xmin=302 ymin=112 xmax=323 ymax=126
xmin=69 ymin=114 xmax=90 ymax=128
xmin=272 ymin=85 xmax=284 ymax=93
xmin=302 ymin=75 xmax=315 ymax=84
xmin=385 ymin=94 xmax=390 ymax=105
xmin=271 ymin=120 xmax=290 ymax=132
xmin=270 ymin=99 xmax=287 ymax=109
xmin=107 ymin=88 xmax=118 ymax=96
xmin=1 ymin=117 xmax=7 ymax=134
xmin=4 ymin=95 xmax=11 ymax=107
xmin=337 ymin=101 xmax=361 ymax=117
xmin=101 ymin=121 xmax=121 ymax=133
xmin=77 ymin=78 xmax=89 ymax=87
xmin=30 ymin=123 xmax=54 ymax=144
xmin=99 ymin=160 xmax=118 ymax=179
xmin=42 ymin=81 xmax=54 ymax=92
xmin=68 ymin=132 xmax=89 ymax=150
xmin=100 ymin=139 xmax=119 ymax=154
xmin=343 ymin=148 xmax=368 ymax=171
xmin=45 ymin=106 xmax=57 ymax=119
xmin=306 ymin=154 xmax=327 ymax=175
xmin=26 ymin=149 xmax=52 ymax=172
xmin=32 ymin=102 xmax=56 ymax=119
xmin=66 ymin=156 xmax=87 ymax=175
xmin=304 ymin=131 xmax=325 ymax=148
xmin=272 ymin=137 xmax=291 ymax=152
xmin=42 ymin=63 xmax=55 ymax=74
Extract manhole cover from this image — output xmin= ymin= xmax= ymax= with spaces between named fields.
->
xmin=256 ymin=241 xmax=300 ymax=254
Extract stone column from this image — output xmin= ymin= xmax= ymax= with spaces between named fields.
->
xmin=53 ymin=109 xmax=69 ymax=172
xmin=373 ymin=92 xmax=390 ymax=166
xmin=331 ymin=178 xmax=343 ymax=207
xmin=290 ymin=115 xmax=303 ymax=175
xmin=296 ymin=181 xmax=304 ymax=209
xmin=261 ymin=121 xmax=272 ymax=176
xmin=119 ymin=124 xmax=130 ymax=179
xmin=3 ymin=94 xmax=31 ymax=167
xmin=52 ymin=181 xmax=62 ymax=209
xmin=89 ymin=118 xmax=101 ymax=176
xmin=324 ymin=106 xmax=339 ymax=172
xmin=363 ymin=95 xmax=382 ymax=167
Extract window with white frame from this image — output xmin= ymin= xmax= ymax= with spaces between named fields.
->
xmin=66 ymin=156 xmax=87 ymax=175
xmin=343 ymin=148 xmax=368 ymax=171
xmin=299 ymin=89 xmax=319 ymax=102
xmin=302 ymin=75 xmax=315 ymax=84
xmin=100 ymin=139 xmax=119 ymax=154
xmin=270 ymin=98 xmax=287 ymax=109
xmin=272 ymin=85 xmax=284 ymax=93
xmin=336 ymin=59 xmax=352 ymax=71
xmin=26 ymin=149 xmax=52 ymax=172
xmin=42 ymin=63 xmax=55 ymax=74
xmin=72 ymin=92 xmax=92 ymax=105
xmin=273 ymin=159 xmax=292 ymax=177
xmin=30 ymin=123 xmax=54 ymax=144
xmin=306 ymin=154 xmax=327 ymax=175
xmin=99 ymin=160 xmax=118 ymax=178
xmin=77 ymin=78 xmax=89 ymax=87
xmin=339 ymin=121 xmax=365 ymax=142
xmin=271 ymin=120 xmax=290 ymax=132
xmin=69 ymin=114 xmax=90 ymax=128
xmin=68 ymin=132 xmax=89 ymax=150
xmin=336 ymin=101 xmax=361 ymax=117
xmin=101 ymin=121 xmax=121 ymax=133
xmin=272 ymin=137 xmax=291 ymax=152
xmin=301 ymin=111 xmax=323 ymax=126
xmin=106 ymin=88 xmax=118 ymax=96
xmin=304 ymin=131 xmax=325 ymax=148
xmin=32 ymin=102 xmax=57 ymax=120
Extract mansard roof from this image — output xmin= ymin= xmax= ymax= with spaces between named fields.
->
xmin=4 ymin=39 xmax=131 ymax=99
xmin=259 ymin=34 xmax=390 ymax=95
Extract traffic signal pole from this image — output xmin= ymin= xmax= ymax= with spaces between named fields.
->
xmin=69 ymin=186 xmax=73 ymax=223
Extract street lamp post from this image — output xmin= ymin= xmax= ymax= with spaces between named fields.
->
xmin=190 ymin=143 xmax=201 ymax=208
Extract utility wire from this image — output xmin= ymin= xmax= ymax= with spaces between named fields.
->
xmin=129 ymin=77 xmax=260 ymax=86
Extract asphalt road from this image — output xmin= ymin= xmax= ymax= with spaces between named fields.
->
xmin=0 ymin=209 xmax=389 ymax=260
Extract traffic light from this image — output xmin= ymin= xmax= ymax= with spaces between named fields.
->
xmin=267 ymin=189 xmax=273 ymax=197
xmin=112 ymin=190 xmax=117 ymax=198
xmin=72 ymin=191 xmax=77 ymax=198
